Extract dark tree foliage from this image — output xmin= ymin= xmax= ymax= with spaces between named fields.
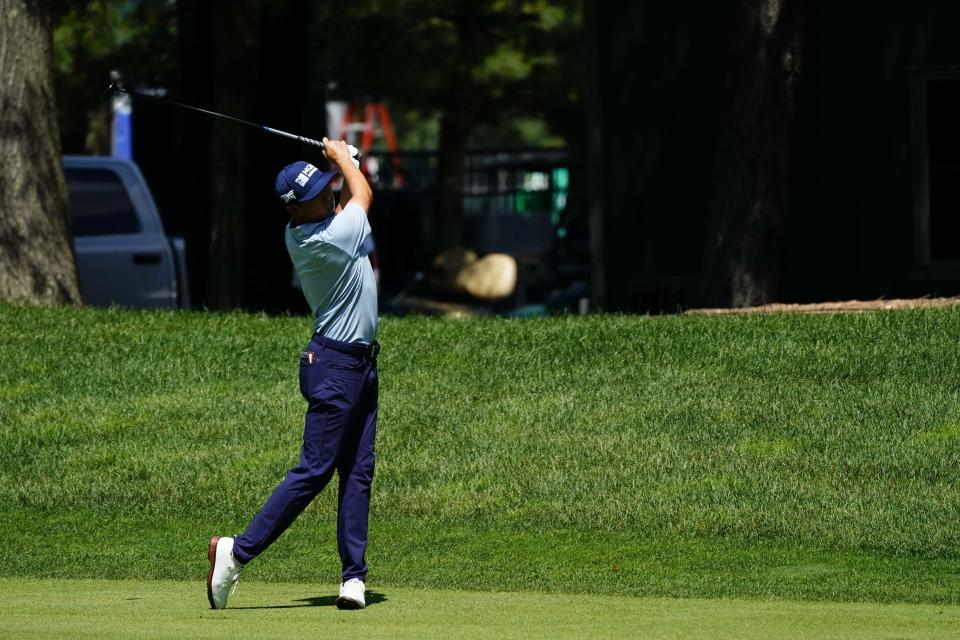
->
xmin=49 ymin=0 xmax=584 ymax=308
xmin=310 ymin=0 xmax=584 ymax=252
xmin=52 ymin=0 xmax=179 ymax=154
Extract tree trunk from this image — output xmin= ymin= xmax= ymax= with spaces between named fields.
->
xmin=204 ymin=0 xmax=255 ymax=309
xmin=176 ymin=0 xmax=213 ymax=309
xmin=701 ymin=0 xmax=806 ymax=307
xmin=0 ymin=0 xmax=81 ymax=304
xmin=432 ymin=8 xmax=489 ymax=255
xmin=433 ymin=107 xmax=472 ymax=252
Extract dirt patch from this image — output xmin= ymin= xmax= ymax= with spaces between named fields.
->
xmin=686 ymin=297 xmax=960 ymax=315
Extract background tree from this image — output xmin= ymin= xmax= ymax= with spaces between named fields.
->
xmin=585 ymin=0 xmax=807 ymax=311
xmin=182 ymin=0 xmax=259 ymax=310
xmin=53 ymin=0 xmax=179 ymax=155
xmin=700 ymin=0 xmax=807 ymax=307
xmin=0 ymin=0 xmax=81 ymax=304
xmin=176 ymin=0 xmax=314 ymax=310
xmin=311 ymin=0 xmax=584 ymax=252
xmin=47 ymin=0 xmax=584 ymax=309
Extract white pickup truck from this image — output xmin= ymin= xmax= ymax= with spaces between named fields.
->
xmin=64 ymin=156 xmax=190 ymax=309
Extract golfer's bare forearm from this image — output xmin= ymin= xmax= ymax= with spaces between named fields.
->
xmin=337 ymin=179 xmax=353 ymax=214
xmin=339 ymin=159 xmax=372 ymax=212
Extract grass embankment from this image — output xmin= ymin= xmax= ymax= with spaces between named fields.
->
xmin=1 ymin=305 xmax=960 ymax=603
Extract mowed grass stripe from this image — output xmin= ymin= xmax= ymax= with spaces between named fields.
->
xmin=3 ymin=578 xmax=960 ymax=640
xmin=4 ymin=510 xmax=959 ymax=603
xmin=2 ymin=305 xmax=960 ymax=601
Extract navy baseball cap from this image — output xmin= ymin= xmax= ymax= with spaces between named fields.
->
xmin=275 ymin=161 xmax=338 ymax=205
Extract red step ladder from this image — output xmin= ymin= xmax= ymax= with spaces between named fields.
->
xmin=340 ymin=102 xmax=405 ymax=187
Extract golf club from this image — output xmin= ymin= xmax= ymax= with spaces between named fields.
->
xmin=100 ymin=81 xmax=360 ymax=159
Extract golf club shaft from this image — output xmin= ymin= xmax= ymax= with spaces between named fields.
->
xmin=109 ymin=84 xmax=356 ymax=156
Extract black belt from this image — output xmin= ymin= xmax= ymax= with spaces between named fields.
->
xmin=311 ymin=334 xmax=380 ymax=359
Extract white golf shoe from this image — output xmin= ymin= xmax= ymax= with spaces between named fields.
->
xmin=207 ymin=536 xmax=243 ymax=609
xmin=336 ymin=578 xmax=366 ymax=609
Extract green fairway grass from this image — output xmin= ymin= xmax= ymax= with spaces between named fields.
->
xmin=2 ymin=304 xmax=960 ymax=604
xmin=2 ymin=578 xmax=959 ymax=640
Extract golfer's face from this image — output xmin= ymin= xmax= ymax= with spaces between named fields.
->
xmin=286 ymin=185 xmax=335 ymax=219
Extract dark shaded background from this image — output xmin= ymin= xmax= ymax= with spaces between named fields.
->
xmin=53 ymin=0 xmax=960 ymax=313
xmin=587 ymin=0 xmax=960 ymax=311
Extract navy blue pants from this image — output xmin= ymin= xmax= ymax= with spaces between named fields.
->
xmin=232 ymin=336 xmax=378 ymax=582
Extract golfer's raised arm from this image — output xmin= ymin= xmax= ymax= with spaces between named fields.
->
xmin=323 ymin=137 xmax=372 ymax=213
xmin=337 ymin=171 xmax=353 ymax=214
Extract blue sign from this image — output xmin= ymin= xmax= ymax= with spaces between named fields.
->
xmin=112 ymin=93 xmax=132 ymax=159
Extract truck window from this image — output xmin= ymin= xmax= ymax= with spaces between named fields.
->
xmin=65 ymin=168 xmax=141 ymax=236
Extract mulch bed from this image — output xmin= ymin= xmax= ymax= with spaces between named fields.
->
xmin=686 ymin=297 xmax=960 ymax=315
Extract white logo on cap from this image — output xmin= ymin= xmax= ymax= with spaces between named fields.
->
xmin=280 ymin=189 xmax=297 ymax=203
xmin=294 ymin=163 xmax=318 ymax=187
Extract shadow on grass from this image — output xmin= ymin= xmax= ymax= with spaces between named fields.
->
xmin=230 ymin=591 xmax=387 ymax=610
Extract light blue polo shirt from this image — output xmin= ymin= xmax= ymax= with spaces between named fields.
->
xmin=285 ymin=202 xmax=378 ymax=344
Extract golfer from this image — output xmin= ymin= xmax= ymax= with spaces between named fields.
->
xmin=208 ymin=138 xmax=378 ymax=610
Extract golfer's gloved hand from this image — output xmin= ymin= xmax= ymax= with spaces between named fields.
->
xmin=321 ymin=138 xmax=361 ymax=169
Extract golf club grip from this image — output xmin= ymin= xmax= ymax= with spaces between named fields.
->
xmin=264 ymin=127 xmax=362 ymax=161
